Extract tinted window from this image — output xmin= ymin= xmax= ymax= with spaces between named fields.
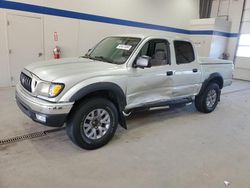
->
xmin=174 ymin=41 xmax=195 ymax=64
xmin=155 ymin=42 xmax=167 ymax=52
xmin=139 ymin=42 xmax=149 ymax=57
xmin=137 ymin=39 xmax=170 ymax=66
xmin=89 ymin=37 xmax=141 ymax=64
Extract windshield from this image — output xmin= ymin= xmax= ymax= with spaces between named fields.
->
xmin=87 ymin=37 xmax=141 ymax=64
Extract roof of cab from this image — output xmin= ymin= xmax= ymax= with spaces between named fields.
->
xmin=110 ymin=33 xmax=191 ymax=42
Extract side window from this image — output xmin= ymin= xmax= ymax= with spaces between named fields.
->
xmin=174 ymin=41 xmax=195 ymax=64
xmin=137 ymin=39 xmax=171 ymax=66
xmin=139 ymin=42 xmax=149 ymax=57
xmin=155 ymin=42 xmax=167 ymax=53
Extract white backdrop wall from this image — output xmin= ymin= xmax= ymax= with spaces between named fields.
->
xmin=0 ymin=0 xmax=200 ymax=87
xmin=9 ymin=0 xmax=199 ymax=28
xmin=211 ymin=0 xmax=245 ymax=61
xmin=234 ymin=0 xmax=250 ymax=80
xmin=0 ymin=9 xmax=11 ymax=87
xmin=211 ymin=0 xmax=250 ymax=81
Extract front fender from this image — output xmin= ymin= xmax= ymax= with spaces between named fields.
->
xmin=68 ymin=82 xmax=127 ymax=129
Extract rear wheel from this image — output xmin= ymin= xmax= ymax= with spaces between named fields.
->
xmin=66 ymin=97 xmax=118 ymax=150
xmin=195 ymin=83 xmax=220 ymax=113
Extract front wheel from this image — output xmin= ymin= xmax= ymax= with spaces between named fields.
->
xmin=195 ymin=83 xmax=220 ymax=113
xmin=66 ymin=97 xmax=118 ymax=150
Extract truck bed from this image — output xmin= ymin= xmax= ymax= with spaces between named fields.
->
xmin=199 ymin=57 xmax=233 ymax=87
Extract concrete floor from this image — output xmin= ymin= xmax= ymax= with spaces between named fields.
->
xmin=1 ymin=80 xmax=250 ymax=188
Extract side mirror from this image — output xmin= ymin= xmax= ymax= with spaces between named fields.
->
xmin=136 ymin=55 xmax=151 ymax=68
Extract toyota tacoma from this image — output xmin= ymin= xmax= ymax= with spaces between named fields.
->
xmin=16 ymin=34 xmax=233 ymax=149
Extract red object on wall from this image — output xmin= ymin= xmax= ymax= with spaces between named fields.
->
xmin=53 ymin=46 xmax=61 ymax=59
xmin=54 ymin=32 xmax=58 ymax=42
xmin=54 ymin=53 xmax=60 ymax=59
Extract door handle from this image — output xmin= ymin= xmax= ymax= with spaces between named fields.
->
xmin=166 ymin=71 xmax=173 ymax=76
xmin=193 ymin=68 xmax=198 ymax=73
xmin=38 ymin=52 xmax=43 ymax=57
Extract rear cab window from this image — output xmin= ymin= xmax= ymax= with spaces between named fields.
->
xmin=174 ymin=41 xmax=195 ymax=64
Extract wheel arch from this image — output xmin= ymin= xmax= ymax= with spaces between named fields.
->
xmin=69 ymin=82 xmax=127 ymax=129
xmin=199 ymin=73 xmax=223 ymax=95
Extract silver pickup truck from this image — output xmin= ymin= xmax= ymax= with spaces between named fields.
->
xmin=16 ymin=34 xmax=233 ymax=149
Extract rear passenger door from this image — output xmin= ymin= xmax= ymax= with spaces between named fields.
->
xmin=171 ymin=40 xmax=201 ymax=98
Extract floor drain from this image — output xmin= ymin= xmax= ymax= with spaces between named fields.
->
xmin=0 ymin=127 xmax=65 ymax=145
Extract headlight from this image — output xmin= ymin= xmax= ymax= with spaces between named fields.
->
xmin=36 ymin=82 xmax=64 ymax=98
xmin=49 ymin=83 xmax=64 ymax=97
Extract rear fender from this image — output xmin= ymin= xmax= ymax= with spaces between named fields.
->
xmin=198 ymin=73 xmax=223 ymax=98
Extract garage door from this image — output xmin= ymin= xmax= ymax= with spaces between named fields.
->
xmin=7 ymin=14 xmax=44 ymax=85
xmin=235 ymin=0 xmax=250 ymax=80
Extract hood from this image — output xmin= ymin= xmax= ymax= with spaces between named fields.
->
xmin=25 ymin=57 xmax=122 ymax=81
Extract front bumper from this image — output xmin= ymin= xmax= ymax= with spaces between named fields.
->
xmin=16 ymin=84 xmax=74 ymax=127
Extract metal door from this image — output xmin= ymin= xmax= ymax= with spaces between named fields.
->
xmin=7 ymin=14 xmax=44 ymax=85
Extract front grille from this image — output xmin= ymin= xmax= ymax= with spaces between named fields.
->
xmin=20 ymin=72 xmax=32 ymax=92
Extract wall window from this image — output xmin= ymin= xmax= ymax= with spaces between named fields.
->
xmin=174 ymin=41 xmax=195 ymax=64
xmin=237 ymin=34 xmax=250 ymax=57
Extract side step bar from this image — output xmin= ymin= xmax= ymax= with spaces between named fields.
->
xmin=124 ymin=97 xmax=193 ymax=116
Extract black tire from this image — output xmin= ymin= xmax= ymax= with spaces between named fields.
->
xmin=195 ymin=83 xmax=220 ymax=113
xmin=66 ymin=97 xmax=118 ymax=150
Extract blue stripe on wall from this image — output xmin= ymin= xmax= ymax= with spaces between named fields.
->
xmin=0 ymin=0 xmax=239 ymax=38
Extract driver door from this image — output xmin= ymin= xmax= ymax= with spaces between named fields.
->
xmin=126 ymin=39 xmax=174 ymax=109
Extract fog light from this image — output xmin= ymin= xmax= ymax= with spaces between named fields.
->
xmin=36 ymin=114 xmax=46 ymax=122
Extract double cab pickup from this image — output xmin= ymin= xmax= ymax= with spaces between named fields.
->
xmin=16 ymin=34 xmax=233 ymax=149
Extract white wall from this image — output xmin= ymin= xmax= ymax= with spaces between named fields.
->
xmin=210 ymin=0 xmax=250 ymax=81
xmin=0 ymin=0 xmax=200 ymax=87
xmin=43 ymin=16 xmax=79 ymax=59
xmin=0 ymin=9 xmax=11 ymax=87
xmin=11 ymin=0 xmax=199 ymax=29
xmin=234 ymin=0 xmax=250 ymax=80
xmin=189 ymin=18 xmax=231 ymax=58
xmin=211 ymin=0 xmax=245 ymax=61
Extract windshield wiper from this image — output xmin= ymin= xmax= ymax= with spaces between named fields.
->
xmin=80 ymin=55 xmax=91 ymax=58
xmin=92 ymin=56 xmax=113 ymax=63
xmin=81 ymin=55 xmax=114 ymax=63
